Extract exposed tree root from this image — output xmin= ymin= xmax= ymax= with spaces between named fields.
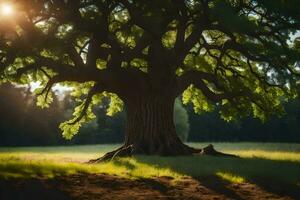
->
xmin=194 ymin=144 xmax=239 ymax=158
xmin=87 ymin=144 xmax=238 ymax=163
xmin=87 ymin=145 xmax=134 ymax=163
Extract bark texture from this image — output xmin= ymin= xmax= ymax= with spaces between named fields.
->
xmin=124 ymin=96 xmax=192 ymax=155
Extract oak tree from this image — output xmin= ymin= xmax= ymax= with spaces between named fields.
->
xmin=1 ymin=0 xmax=300 ymax=160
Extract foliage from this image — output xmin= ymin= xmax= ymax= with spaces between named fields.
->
xmin=0 ymin=0 xmax=300 ymax=139
xmin=0 ymin=83 xmax=65 ymax=146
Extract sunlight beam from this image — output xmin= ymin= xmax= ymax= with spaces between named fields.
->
xmin=1 ymin=3 xmax=14 ymax=17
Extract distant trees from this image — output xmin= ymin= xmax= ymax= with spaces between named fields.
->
xmin=2 ymin=83 xmax=300 ymax=146
xmin=1 ymin=83 xmax=300 ymax=146
xmin=188 ymin=96 xmax=300 ymax=142
xmin=0 ymin=84 xmax=190 ymax=146
xmin=0 ymin=83 xmax=64 ymax=146
xmin=70 ymin=97 xmax=126 ymax=144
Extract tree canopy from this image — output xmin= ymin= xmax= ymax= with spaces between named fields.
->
xmin=1 ymin=0 xmax=300 ymax=140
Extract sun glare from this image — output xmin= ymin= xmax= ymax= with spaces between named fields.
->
xmin=1 ymin=3 xmax=14 ymax=16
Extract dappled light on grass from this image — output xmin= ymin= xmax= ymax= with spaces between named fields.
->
xmin=216 ymin=172 xmax=245 ymax=184
xmin=135 ymin=155 xmax=300 ymax=186
xmin=0 ymin=156 xmax=181 ymax=180
xmin=113 ymin=158 xmax=182 ymax=180
xmin=0 ymin=152 xmax=102 ymax=163
xmin=0 ymin=158 xmax=102 ymax=179
xmin=228 ymin=150 xmax=300 ymax=162
xmin=0 ymin=143 xmax=300 ymax=188
xmin=0 ymin=144 xmax=120 ymax=163
xmin=190 ymin=142 xmax=300 ymax=162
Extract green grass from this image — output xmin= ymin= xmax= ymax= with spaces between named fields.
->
xmin=0 ymin=156 xmax=180 ymax=180
xmin=0 ymin=142 xmax=300 ymax=187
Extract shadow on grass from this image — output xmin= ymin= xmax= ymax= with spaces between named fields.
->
xmin=1 ymin=154 xmax=300 ymax=199
xmin=125 ymin=155 xmax=300 ymax=199
xmin=196 ymin=175 xmax=244 ymax=200
xmin=0 ymin=178 xmax=69 ymax=200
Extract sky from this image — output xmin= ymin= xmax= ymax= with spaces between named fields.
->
xmin=290 ymin=31 xmax=300 ymax=40
xmin=30 ymin=82 xmax=72 ymax=94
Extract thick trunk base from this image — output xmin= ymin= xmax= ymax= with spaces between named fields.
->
xmin=88 ymin=144 xmax=238 ymax=163
xmin=88 ymin=95 xmax=237 ymax=163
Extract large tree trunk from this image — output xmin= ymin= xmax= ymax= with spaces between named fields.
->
xmin=123 ymin=95 xmax=192 ymax=155
xmin=88 ymin=94 xmax=237 ymax=163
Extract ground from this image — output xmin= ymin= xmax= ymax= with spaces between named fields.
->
xmin=0 ymin=143 xmax=300 ymax=200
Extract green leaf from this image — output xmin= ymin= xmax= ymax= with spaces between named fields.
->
xmin=36 ymin=90 xmax=54 ymax=108
xmin=182 ymin=85 xmax=215 ymax=114
xmin=106 ymin=94 xmax=124 ymax=116
xmin=59 ymin=120 xmax=81 ymax=140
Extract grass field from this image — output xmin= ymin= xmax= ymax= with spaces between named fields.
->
xmin=0 ymin=142 xmax=300 ymax=188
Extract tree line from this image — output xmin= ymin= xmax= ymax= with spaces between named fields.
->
xmin=0 ymin=83 xmax=299 ymax=146
xmin=0 ymin=84 xmax=189 ymax=146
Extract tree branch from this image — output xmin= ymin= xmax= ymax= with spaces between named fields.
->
xmin=177 ymin=70 xmax=247 ymax=102
xmin=68 ymin=83 xmax=105 ymax=125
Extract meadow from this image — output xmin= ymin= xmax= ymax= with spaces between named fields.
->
xmin=0 ymin=142 xmax=300 ymax=185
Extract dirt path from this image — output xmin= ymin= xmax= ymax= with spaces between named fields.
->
xmin=0 ymin=174 xmax=299 ymax=200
